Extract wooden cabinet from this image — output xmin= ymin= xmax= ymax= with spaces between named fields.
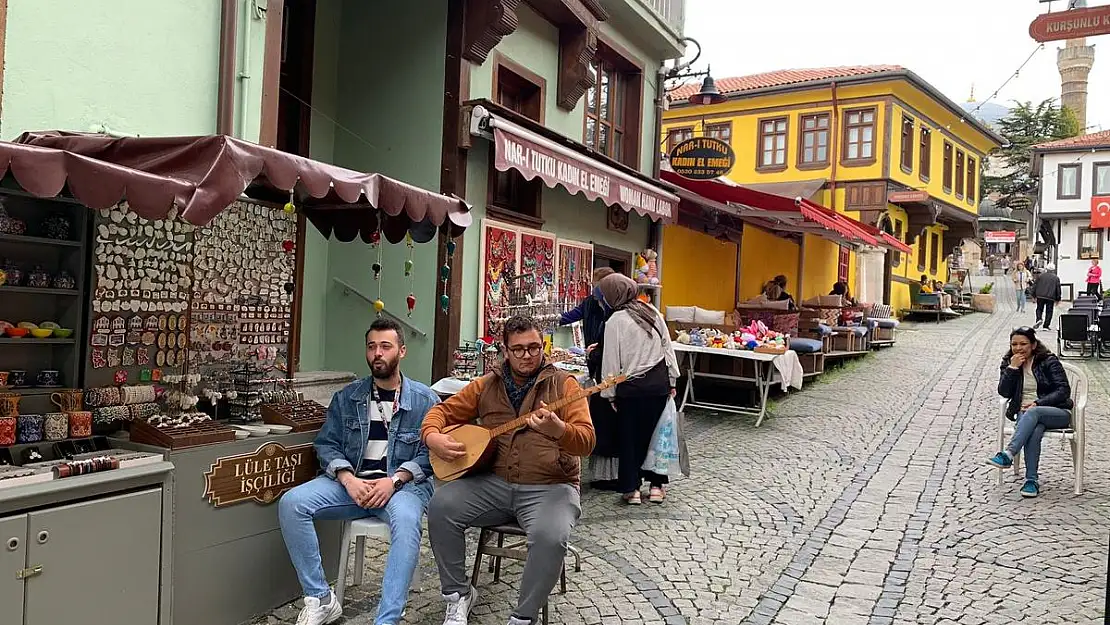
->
xmin=0 ymin=489 xmax=163 ymax=625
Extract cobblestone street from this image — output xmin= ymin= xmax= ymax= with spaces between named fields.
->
xmin=260 ymin=277 xmax=1109 ymax=625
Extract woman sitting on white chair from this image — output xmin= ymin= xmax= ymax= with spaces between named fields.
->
xmin=986 ymin=327 xmax=1073 ymax=498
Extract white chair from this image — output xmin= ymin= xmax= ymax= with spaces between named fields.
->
xmin=996 ymin=362 xmax=1088 ymax=494
xmin=335 ymin=517 xmax=421 ymax=607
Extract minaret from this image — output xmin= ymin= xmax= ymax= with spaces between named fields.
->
xmin=1057 ymin=0 xmax=1096 ymax=130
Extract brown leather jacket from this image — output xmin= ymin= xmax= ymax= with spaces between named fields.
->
xmin=421 ymin=363 xmax=595 ymax=487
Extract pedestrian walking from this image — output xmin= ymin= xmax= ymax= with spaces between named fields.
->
xmin=1011 ymin=262 xmax=1030 ymax=313
xmin=1002 ymin=255 xmax=1011 ymax=276
xmin=1085 ymin=259 xmax=1102 ymax=299
xmin=597 ymin=273 xmax=680 ymax=505
xmin=1031 ymin=263 xmax=1062 ymax=331
xmin=986 ymin=327 xmax=1073 ymax=498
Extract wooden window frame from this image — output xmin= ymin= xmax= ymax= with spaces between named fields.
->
xmin=1078 ymin=227 xmax=1102 ymax=260
xmin=797 ymin=112 xmax=831 ymax=170
xmin=966 ymin=156 xmax=977 ymax=205
xmin=929 ymin=232 xmax=940 ymax=274
xmin=840 ymin=106 xmax=878 ymax=167
xmin=1094 ymin=162 xmax=1110 ymax=196
xmin=704 ymin=121 xmax=732 ymax=144
xmin=891 ymin=219 xmax=903 ymax=267
xmin=756 ymin=115 xmax=789 ymax=172
xmin=837 ymin=245 xmax=850 ymax=283
xmin=1057 ymin=163 xmax=1082 ymax=200
xmin=919 ymin=127 xmax=932 ymax=182
xmin=917 ymin=233 xmax=927 ymax=272
xmin=942 ymin=141 xmax=953 ymax=193
xmin=583 ymin=41 xmax=643 ymax=169
xmin=899 ymin=113 xmax=914 ymax=173
xmin=666 ymin=126 xmax=694 ymax=153
xmin=954 ymin=149 xmax=965 ymax=199
xmin=492 ymin=53 xmax=546 ymax=124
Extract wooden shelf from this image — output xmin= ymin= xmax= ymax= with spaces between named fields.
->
xmin=0 ymin=233 xmax=82 ymax=248
xmin=0 ymin=338 xmax=76 ymax=345
xmin=0 ymin=286 xmax=80 ymax=296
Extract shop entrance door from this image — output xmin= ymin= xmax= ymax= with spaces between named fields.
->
xmin=593 ymin=243 xmax=632 ymax=276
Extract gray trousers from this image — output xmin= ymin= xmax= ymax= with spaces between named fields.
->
xmin=427 ymin=473 xmax=581 ymax=621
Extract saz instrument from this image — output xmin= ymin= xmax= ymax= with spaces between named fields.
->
xmin=430 ymin=373 xmax=626 ymax=481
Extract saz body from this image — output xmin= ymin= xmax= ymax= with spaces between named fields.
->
xmin=430 ymin=374 xmax=624 ymax=481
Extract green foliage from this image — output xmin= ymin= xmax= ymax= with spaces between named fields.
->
xmin=982 ymin=99 xmax=1082 ymax=209
xmin=979 ymin=282 xmax=994 ymax=294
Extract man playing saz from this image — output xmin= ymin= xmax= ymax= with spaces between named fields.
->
xmin=421 ymin=315 xmax=596 ymax=625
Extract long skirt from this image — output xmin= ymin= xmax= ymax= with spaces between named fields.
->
xmin=588 ymin=395 xmax=622 ymax=490
xmin=615 ymin=394 xmax=670 ymax=493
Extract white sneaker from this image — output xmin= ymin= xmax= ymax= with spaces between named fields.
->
xmin=296 ymin=591 xmax=342 ymax=625
xmin=507 ymin=617 xmax=533 ymax=625
xmin=442 ymin=586 xmax=479 ymax=625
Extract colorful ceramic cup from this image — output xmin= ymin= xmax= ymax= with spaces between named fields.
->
xmin=0 ymin=416 xmax=15 ymax=445
xmin=0 ymin=371 xmax=8 ymax=387
xmin=8 ymin=370 xmax=26 ymax=387
xmin=50 ymin=389 xmax=83 ymax=411
xmin=44 ymin=413 xmax=68 ymax=441
xmin=0 ymin=392 xmax=20 ymax=418
xmin=67 ymin=411 xmax=92 ymax=438
xmin=36 ymin=370 xmax=60 ymax=387
xmin=16 ymin=414 xmax=44 ymax=444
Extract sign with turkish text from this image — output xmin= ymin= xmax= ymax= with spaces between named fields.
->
xmin=1029 ymin=5 xmax=1110 ymax=42
xmin=493 ymin=127 xmax=675 ymax=221
xmin=984 ymin=230 xmax=1017 ymax=243
xmin=887 ymin=190 xmax=930 ymax=204
xmin=203 ymin=442 xmax=316 ymax=508
xmin=1092 ymin=196 xmax=1110 ymax=229
xmin=668 ymin=137 xmax=736 ymax=180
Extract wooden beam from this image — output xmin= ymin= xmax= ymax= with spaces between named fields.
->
xmin=0 ymin=0 xmax=8 ymax=123
xmin=258 ymin=0 xmax=285 ymax=147
xmin=217 ymin=0 xmax=238 ymax=135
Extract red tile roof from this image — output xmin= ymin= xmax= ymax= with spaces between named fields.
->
xmin=1033 ymin=129 xmax=1110 ymax=151
xmin=667 ymin=65 xmax=904 ymax=101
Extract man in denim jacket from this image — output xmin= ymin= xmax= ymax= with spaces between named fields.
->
xmin=279 ymin=318 xmax=438 ymax=625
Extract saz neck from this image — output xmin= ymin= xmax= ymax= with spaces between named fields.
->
xmin=489 ymin=382 xmax=610 ymax=438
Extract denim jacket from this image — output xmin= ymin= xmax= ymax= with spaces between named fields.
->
xmin=314 ymin=375 xmax=439 ymax=504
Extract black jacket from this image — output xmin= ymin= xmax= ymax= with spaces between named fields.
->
xmin=1031 ymin=271 xmax=1062 ymax=302
xmin=997 ymin=351 xmax=1072 ymax=418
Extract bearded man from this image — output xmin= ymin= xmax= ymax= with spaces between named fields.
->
xmin=278 ymin=317 xmax=439 ymax=625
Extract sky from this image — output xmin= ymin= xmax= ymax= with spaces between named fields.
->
xmin=681 ymin=0 xmax=1109 ymax=133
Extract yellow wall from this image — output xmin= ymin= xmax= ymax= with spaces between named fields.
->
xmin=888 ymin=100 xmax=983 ymax=218
xmin=661 ymin=225 xmax=738 ymax=312
xmin=738 ymin=225 xmax=799 ymax=301
xmin=879 ymin=204 xmax=948 ymax=314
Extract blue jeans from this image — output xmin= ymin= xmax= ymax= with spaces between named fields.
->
xmin=1016 ymin=290 xmax=1026 ymax=312
xmin=1007 ymin=406 xmax=1072 ymax=482
xmin=278 ymin=476 xmax=425 ymax=625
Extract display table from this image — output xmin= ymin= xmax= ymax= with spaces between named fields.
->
xmin=673 ymin=344 xmax=801 ymax=427
xmin=0 ymin=461 xmax=175 ymax=625
xmin=118 ymin=431 xmax=342 ymax=625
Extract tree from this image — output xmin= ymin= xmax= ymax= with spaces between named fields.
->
xmin=982 ymin=99 xmax=1081 ymax=209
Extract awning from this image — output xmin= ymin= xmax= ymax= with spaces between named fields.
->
xmin=659 ymin=170 xmax=910 ymax=251
xmin=11 ymin=131 xmax=471 ymax=243
xmin=470 ymin=104 xmax=677 ymax=222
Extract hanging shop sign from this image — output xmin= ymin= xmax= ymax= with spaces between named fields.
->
xmin=668 ymin=137 xmax=736 ymax=180
xmin=203 ymin=442 xmax=316 ymax=508
xmin=1029 ymin=4 xmax=1110 ymax=42
xmin=984 ymin=231 xmax=1017 ymax=244
xmin=487 ymin=115 xmax=676 ymax=221
xmin=887 ymin=190 xmax=930 ymax=204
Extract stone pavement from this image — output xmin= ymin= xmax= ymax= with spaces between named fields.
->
xmin=255 ymin=276 xmax=1108 ymax=625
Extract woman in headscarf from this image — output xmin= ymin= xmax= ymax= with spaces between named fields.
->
xmin=597 ymin=273 xmax=680 ymax=505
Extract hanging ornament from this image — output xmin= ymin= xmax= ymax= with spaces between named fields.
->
xmin=440 ymin=264 xmax=451 ymax=281
xmin=404 ymin=259 xmax=414 ymax=276
xmin=440 ymin=293 xmax=450 ymax=313
xmin=282 ymin=240 xmax=295 ymax=253
xmin=283 ymin=190 xmax=296 ymax=214
xmin=406 ymin=293 xmax=416 ymax=317
xmin=284 ymin=281 xmax=295 ymax=294
xmin=370 ymin=230 xmax=381 ymax=246
xmin=372 ymin=262 xmax=382 ymax=280
xmin=373 ymin=299 xmax=385 ymax=313
xmin=447 ymin=239 xmax=457 ymax=256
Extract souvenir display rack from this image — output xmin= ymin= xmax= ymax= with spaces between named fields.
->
xmin=0 ymin=193 xmax=90 ymax=407
xmin=226 ymin=363 xmax=277 ymax=423
xmin=129 ymin=418 xmax=236 ymax=449
xmin=261 ymin=400 xmax=327 ymax=433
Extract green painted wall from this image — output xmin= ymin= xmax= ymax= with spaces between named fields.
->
xmin=1 ymin=0 xmax=221 ymax=138
xmin=302 ymin=0 xmax=448 ymax=384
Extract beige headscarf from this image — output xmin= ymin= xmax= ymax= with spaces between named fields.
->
xmin=598 ymin=273 xmax=658 ymax=336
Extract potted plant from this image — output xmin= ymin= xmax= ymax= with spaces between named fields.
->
xmin=971 ymin=282 xmax=995 ymax=313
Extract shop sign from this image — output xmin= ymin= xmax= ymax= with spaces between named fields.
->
xmin=984 ymin=231 xmax=1017 ymax=243
xmin=668 ymin=137 xmax=736 ymax=180
xmin=1029 ymin=5 xmax=1110 ymax=42
xmin=887 ymin=190 xmax=930 ymax=204
xmin=203 ymin=442 xmax=316 ymax=508
xmin=493 ymin=127 xmax=675 ymax=221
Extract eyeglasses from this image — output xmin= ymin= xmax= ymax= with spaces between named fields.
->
xmin=507 ymin=344 xmax=543 ymax=358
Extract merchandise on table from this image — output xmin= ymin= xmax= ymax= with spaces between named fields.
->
xmin=16 ymin=414 xmax=44 ymax=443
xmin=673 ymin=320 xmax=788 ymax=353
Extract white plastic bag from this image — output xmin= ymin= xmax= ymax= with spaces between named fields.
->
xmin=642 ymin=398 xmax=682 ymax=476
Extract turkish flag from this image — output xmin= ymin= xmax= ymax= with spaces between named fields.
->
xmin=1092 ymin=196 xmax=1110 ymax=229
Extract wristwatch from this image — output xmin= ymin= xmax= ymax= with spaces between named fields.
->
xmin=392 ymin=477 xmax=404 ymax=491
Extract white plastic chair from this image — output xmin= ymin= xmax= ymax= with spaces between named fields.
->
xmin=996 ymin=362 xmax=1088 ymax=494
xmin=335 ymin=518 xmax=421 ymax=607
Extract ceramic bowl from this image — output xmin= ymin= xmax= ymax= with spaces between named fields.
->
xmin=52 ymin=328 xmax=73 ymax=338
xmin=233 ymin=429 xmax=250 ymax=440
xmin=30 ymin=328 xmax=53 ymax=339
xmin=4 ymin=327 xmax=28 ymax=338
xmin=267 ymin=424 xmax=293 ymax=435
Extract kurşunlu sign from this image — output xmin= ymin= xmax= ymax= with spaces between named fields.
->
xmin=1029 ymin=4 xmax=1110 ymax=42
xmin=669 ymin=137 xmax=736 ymax=180
xmin=203 ymin=442 xmax=316 ymax=508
